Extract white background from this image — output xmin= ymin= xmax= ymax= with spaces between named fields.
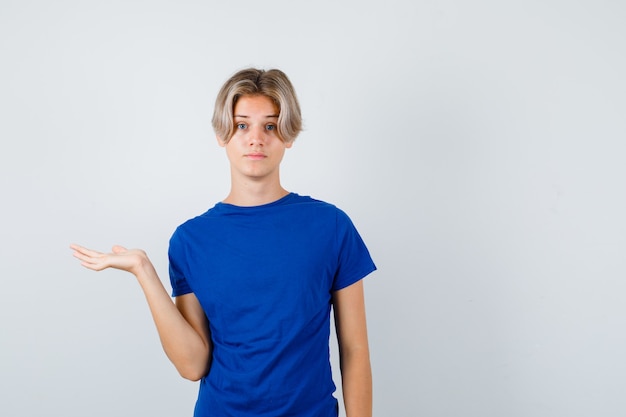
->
xmin=1 ymin=1 xmax=625 ymax=416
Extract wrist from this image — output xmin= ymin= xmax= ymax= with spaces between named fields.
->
xmin=133 ymin=252 xmax=156 ymax=281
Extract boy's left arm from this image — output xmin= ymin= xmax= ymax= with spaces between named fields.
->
xmin=333 ymin=280 xmax=373 ymax=417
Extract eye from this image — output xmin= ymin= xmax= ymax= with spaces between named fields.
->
xmin=266 ymin=124 xmax=276 ymax=131
xmin=236 ymin=123 xmax=247 ymax=130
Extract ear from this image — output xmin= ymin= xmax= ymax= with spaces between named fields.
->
xmin=284 ymin=140 xmax=294 ymax=149
xmin=216 ymin=135 xmax=226 ymax=147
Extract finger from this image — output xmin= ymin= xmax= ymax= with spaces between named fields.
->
xmin=72 ymin=245 xmax=107 ymax=263
xmin=72 ymin=251 xmax=103 ymax=267
xmin=69 ymin=243 xmax=87 ymax=253
xmin=71 ymin=244 xmax=104 ymax=258
xmin=112 ymin=245 xmax=127 ymax=254
xmin=79 ymin=260 xmax=106 ymax=271
xmin=77 ymin=252 xmax=112 ymax=271
xmin=70 ymin=244 xmax=113 ymax=272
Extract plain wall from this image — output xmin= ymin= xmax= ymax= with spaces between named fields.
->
xmin=1 ymin=1 xmax=625 ymax=416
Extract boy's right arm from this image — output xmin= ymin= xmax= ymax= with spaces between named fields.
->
xmin=71 ymin=244 xmax=212 ymax=381
xmin=172 ymin=293 xmax=212 ymax=380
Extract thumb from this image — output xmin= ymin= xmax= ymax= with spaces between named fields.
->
xmin=112 ymin=245 xmax=128 ymax=254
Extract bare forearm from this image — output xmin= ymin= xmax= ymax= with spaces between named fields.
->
xmin=134 ymin=260 xmax=210 ymax=380
xmin=341 ymin=347 xmax=373 ymax=417
xmin=71 ymin=244 xmax=210 ymax=379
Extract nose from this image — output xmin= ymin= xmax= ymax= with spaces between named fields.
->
xmin=248 ymin=125 xmax=267 ymax=146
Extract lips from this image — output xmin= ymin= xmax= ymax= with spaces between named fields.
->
xmin=245 ymin=153 xmax=266 ymax=160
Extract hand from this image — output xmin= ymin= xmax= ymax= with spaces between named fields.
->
xmin=70 ymin=244 xmax=149 ymax=276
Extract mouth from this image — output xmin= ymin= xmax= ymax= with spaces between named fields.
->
xmin=245 ymin=153 xmax=266 ymax=160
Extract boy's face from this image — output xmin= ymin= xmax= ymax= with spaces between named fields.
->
xmin=219 ymin=94 xmax=292 ymax=182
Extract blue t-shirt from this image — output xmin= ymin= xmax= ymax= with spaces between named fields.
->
xmin=168 ymin=193 xmax=376 ymax=417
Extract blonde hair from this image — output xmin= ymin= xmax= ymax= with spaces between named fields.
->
xmin=211 ymin=68 xmax=303 ymax=143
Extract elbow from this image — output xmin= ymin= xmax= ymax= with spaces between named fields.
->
xmin=173 ymin=353 xmax=211 ymax=382
xmin=177 ymin=362 xmax=209 ymax=381
xmin=340 ymin=342 xmax=370 ymax=360
xmin=165 ymin=340 xmax=212 ymax=381
xmin=339 ymin=344 xmax=371 ymax=370
xmin=179 ymin=369 xmax=205 ymax=382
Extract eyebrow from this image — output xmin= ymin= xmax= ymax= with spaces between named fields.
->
xmin=234 ymin=114 xmax=279 ymax=118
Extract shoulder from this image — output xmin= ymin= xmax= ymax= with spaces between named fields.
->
xmin=287 ymin=194 xmax=360 ymax=236
xmin=296 ymin=193 xmax=356 ymax=216
xmin=289 ymin=193 xmax=344 ymax=214
xmin=169 ymin=205 xmax=221 ymax=244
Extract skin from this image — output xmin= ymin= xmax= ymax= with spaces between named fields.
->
xmin=70 ymin=94 xmax=372 ymax=417
xmin=218 ymin=94 xmax=293 ymax=206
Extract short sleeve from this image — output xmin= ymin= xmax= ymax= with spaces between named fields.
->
xmin=168 ymin=229 xmax=193 ymax=297
xmin=332 ymin=209 xmax=377 ymax=291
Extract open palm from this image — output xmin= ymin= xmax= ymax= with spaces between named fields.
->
xmin=70 ymin=244 xmax=148 ymax=275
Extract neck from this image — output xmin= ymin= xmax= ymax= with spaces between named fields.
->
xmin=222 ymin=177 xmax=289 ymax=207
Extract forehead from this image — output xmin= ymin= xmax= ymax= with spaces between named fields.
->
xmin=234 ymin=95 xmax=278 ymax=116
